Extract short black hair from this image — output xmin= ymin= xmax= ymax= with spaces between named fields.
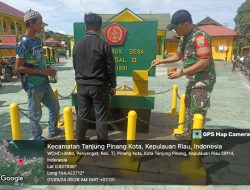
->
xmin=25 ymin=18 xmax=38 ymax=28
xmin=84 ymin=13 xmax=102 ymax=31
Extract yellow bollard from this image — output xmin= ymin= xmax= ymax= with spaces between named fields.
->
xmin=127 ymin=110 xmax=137 ymax=140
xmin=192 ymin=114 xmax=204 ymax=130
xmin=10 ymin=103 xmax=22 ymax=140
xmin=173 ymin=94 xmax=186 ymax=135
xmin=53 ymin=88 xmax=63 ymax=126
xmin=181 ymin=114 xmax=206 ymax=180
xmin=62 ymin=107 xmax=81 ymax=164
xmin=167 ymin=84 xmax=178 ymax=116
xmin=117 ymin=110 xmax=140 ymax=171
xmin=63 ymin=107 xmax=74 ymax=140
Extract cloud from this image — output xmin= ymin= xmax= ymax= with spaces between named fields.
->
xmin=1 ymin=0 xmax=245 ymax=34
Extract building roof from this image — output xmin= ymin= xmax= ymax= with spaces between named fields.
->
xmin=46 ymin=37 xmax=58 ymax=43
xmin=107 ymin=8 xmax=144 ymax=22
xmin=46 ymin=37 xmax=63 ymax=47
xmin=198 ymin=25 xmax=238 ymax=37
xmin=196 ymin=17 xmax=222 ymax=26
xmin=0 ymin=1 xmax=48 ymax=26
xmin=0 ymin=35 xmax=17 ymax=46
xmin=99 ymin=8 xmax=170 ymax=31
xmin=137 ymin=14 xmax=170 ymax=30
xmin=165 ymin=23 xmax=238 ymax=39
xmin=0 ymin=1 xmax=24 ymax=19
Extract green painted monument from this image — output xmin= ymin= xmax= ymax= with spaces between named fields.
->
xmin=72 ymin=21 xmax=158 ymax=133
xmin=73 ymin=21 xmax=157 ymax=76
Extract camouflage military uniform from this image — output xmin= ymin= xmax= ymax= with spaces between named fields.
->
xmin=177 ymin=27 xmax=216 ymax=129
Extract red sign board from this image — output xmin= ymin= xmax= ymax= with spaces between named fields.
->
xmin=102 ymin=23 xmax=127 ymax=46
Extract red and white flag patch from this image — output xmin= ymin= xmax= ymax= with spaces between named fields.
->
xmin=195 ymin=34 xmax=211 ymax=58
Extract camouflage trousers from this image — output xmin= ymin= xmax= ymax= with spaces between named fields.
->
xmin=185 ymin=87 xmax=212 ymax=130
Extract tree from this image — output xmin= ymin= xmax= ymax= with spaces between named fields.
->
xmin=234 ymin=0 xmax=250 ymax=55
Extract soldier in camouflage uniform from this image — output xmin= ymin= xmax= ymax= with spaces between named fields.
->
xmin=151 ymin=10 xmax=216 ymax=138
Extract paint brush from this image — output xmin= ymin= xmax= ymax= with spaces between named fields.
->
xmin=147 ymin=65 xmax=154 ymax=72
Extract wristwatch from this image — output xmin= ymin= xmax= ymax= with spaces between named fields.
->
xmin=180 ymin=69 xmax=185 ymax=76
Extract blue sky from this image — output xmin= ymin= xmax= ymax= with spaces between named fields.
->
xmin=2 ymin=0 xmax=246 ymax=35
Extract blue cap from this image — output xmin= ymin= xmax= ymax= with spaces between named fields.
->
xmin=167 ymin=10 xmax=192 ymax=30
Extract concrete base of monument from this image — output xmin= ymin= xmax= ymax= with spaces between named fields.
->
xmin=85 ymin=112 xmax=179 ymax=140
xmin=109 ymin=108 xmax=151 ymax=133
xmin=72 ymin=90 xmax=156 ymax=133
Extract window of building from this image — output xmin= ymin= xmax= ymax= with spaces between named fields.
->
xmin=16 ymin=23 xmax=22 ymax=34
xmin=18 ymin=25 xmax=22 ymax=33
xmin=3 ymin=21 xmax=7 ymax=33
xmin=10 ymin=23 xmax=15 ymax=34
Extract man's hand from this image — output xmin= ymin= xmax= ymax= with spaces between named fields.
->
xmin=42 ymin=67 xmax=57 ymax=77
xmin=110 ymin=88 xmax=116 ymax=96
xmin=151 ymin=59 xmax=162 ymax=67
xmin=168 ymin=70 xmax=182 ymax=79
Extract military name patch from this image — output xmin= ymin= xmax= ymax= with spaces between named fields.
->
xmin=196 ymin=47 xmax=210 ymax=55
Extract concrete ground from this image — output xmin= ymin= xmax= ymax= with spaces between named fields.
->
xmin=1 ymin=58 xmax=250 ymax=139
xmin=0 ymin=58 xmax=250 ymax=189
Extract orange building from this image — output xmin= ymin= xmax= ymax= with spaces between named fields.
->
xmin=165 ymin=17 xmax=238 ymax=61
xmin=197 ymin=17 xmax=238 ymax=61
xmin=0 ymin=1 xmax=47 ymax=43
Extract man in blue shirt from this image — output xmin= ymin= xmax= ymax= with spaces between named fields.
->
xmin=15 ymin=9 xmax=63 ymax=140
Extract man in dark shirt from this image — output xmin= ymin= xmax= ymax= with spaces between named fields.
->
xmin=73 ymin=13 xmax=116 ymax=140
